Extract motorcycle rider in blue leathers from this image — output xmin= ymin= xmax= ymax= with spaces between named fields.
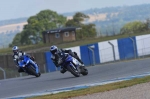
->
xmin=50 ymin=45 xmax=85 ymax=73
xmin=12 ymin=46 xmax=36 ymax=73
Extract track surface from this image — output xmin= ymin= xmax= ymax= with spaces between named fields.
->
xmin=0 ymin=58 xmax=150 ymax=99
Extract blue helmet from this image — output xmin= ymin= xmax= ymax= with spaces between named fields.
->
xmin=50 ymin=45 xmax=58 ymax=54
xmin=12 ymin=46 xmax=19 ymax=53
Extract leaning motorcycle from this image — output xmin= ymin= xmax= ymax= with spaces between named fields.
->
xmin=57 ymin=51 xmax=88 ymax=77
xmin=18 ymin=55 xmax=41 ymax=77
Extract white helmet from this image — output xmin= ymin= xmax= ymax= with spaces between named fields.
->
xmin=12 ymin=46 xmax=19 ymax=53
xmin=50 ymin=45 xmax=58 ymax=54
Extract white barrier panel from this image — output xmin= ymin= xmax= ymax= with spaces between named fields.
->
xmin=98 ymin=40 xmax=120 ymax=63
xmin=65 ymin=46 xmax=81 ymax=58
xmin=136 ymin=34 xmax=150 ymax=56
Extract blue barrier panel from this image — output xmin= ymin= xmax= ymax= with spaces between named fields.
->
xmin=45 ymin=52 xmax=57 ymax=72
xmin=80 ymin=43 xmax=100 ymax=66
xmin=118 ymin=37 xmax=137 ymax=59
xmin=80 ymin=45 xmax=91 ymax=66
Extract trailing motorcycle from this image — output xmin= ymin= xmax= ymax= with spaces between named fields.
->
xmin=18 ymin=55 xmax=41 ymax=77
xmin=57 ymin=50 xmax=88 ymax=77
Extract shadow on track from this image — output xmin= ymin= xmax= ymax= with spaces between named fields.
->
xmin=19 ymin=76 xmax=38 ymax=80
xmin=43 ymin=76 xmax=76 ymax=82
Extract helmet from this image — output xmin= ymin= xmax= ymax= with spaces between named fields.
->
xmin=12 ymin=46 xmax=19 ymax=53
xmin=50 ymin=45 xmax=58 ymax=55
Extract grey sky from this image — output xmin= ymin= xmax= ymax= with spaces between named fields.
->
xmin=0 ymin=0 xmax=150 ymax=21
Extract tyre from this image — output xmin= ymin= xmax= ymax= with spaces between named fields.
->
xmin=79 ymin=66 xmax=88 ymax=76
xmin=81 ymin=68 xmax=88 ymax=76
xmin=27 ymin=65 xmax=40 ymax=77
xmin=67 ymin=65 xmax=80 ymax=77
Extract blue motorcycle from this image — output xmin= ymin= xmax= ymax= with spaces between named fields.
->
xmin=18 ymin=55 xmax=41 ymax=77
xmin=57 ymin=51 xmax=88 ymax=77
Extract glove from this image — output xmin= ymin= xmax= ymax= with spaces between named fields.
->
xmin=30 ymin=56 xmax=35 ymax=61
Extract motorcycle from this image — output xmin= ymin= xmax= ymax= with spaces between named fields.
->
xmin=57 ymin=50 xmax=88 ymax=77
xmin=18 ymin=55 xmax=41 ymax=77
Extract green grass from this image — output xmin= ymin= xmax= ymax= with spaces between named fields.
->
xmin=0 ymin=31 xmax=150 ymax=54
xmin=27 ymin=76 xmax=150 ymax=99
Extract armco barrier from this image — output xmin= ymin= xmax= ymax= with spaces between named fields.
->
xmin=136 ymin=34 xmax=150 ymax=56
xmin=98 ymin=40 xmax=120 ymax=63
xmin=80 ymin=43 xmax=100 ymax=66
xmin=118 ymin=37 xmax=137 ymax=59
xmin=0 ymin=34 xmax=150 ymax=79
xmin=41 ymin=34 xmax=150 ymax=73
xmin=45 ymin=52 xmax=57 ymax=72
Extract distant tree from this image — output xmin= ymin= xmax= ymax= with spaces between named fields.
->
xmin=11 ymin=10 xmax=66 ymax=45
xmin=66 ymin=12 xmax=89 ymax=27
xmin=76 ymin=24 xmax=96 ymax=39
xmin=10 ymin=33 xmax=22 ymax=46
xmin=66 ymin=12 xmax=96 ymax=39
xmin=73 ymin=12 xmax=89 ymax=25
xmin=120 ymin=21 xmax=147 ymax=34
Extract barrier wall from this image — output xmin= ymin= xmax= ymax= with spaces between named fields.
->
xmin=118 ymin=37 xmax=137 ymax=59
xmin=80 ymin=43 xmax=100 ymax=66
xmin=136 ymin=34 xmax=150 ymax=56
xmin=98 ymin=40 xmax=120 ymax=63
xmin=45 ymin=52 xmax=57 ymax=72
xmin=45 ymin=34 xmax=150 ymax=72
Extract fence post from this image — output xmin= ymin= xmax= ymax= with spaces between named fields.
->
xmin=88 ymin=45 xmax=95 ymax=66
xmin=44 ymin=64 xmax=47 ymax=73
xmin=0 ymin=67 xmax=6 ymax=79
xmin=20 ymin=73 xmax=22 ymax=77
xmin=129 ymin=37 xmax=137 ymax=59
xmin=108 ymin=41 xmax=116 ymax=61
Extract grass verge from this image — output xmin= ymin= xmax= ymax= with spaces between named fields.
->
xmin=28 ymin=76 xmax=150 ymax=99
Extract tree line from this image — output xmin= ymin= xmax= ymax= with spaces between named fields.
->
xmin=10 ymin=10 xmax=96 ymax=46
xmin=9 ymin=4 xmax=150 ymax=46
xmin=120 ymin=19 xmax=150 ymax=34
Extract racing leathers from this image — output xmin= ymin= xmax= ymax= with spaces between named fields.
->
xmin=51 ymin=49 xmax=84 ymax=73
xmin=12 ymin=51 xmax=35 ymax=73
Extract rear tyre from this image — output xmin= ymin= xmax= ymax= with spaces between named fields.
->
xmin=67 ymin=65 xmax=80 ymax=77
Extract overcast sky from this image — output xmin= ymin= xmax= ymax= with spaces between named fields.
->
xmin=0 ymin=0 xmax=150 ymax=21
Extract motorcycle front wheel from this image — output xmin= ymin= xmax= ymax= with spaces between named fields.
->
xmin=67 ymin=65 xmax=80 ymax=77
xmin=27 ymin=65 xmax=40 ymax=77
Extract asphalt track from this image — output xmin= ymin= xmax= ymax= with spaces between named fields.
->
xmin=0 ymin=58 xmax=150 ymax=99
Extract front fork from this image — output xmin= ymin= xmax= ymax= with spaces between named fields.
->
xmin=29 ymin=60 xmax=39 ymax=73
xmin=70 ymin=62 xmax=80 ymax=73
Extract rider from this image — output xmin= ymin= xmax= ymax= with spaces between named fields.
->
xmin=12 ymin=46 xmax=35 ymax=73
xmin=50 ymin=45 xmax=85 ymax=73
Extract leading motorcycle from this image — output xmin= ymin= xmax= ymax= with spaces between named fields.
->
xmin=57 ymin=50 xmax=88 ymax=77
